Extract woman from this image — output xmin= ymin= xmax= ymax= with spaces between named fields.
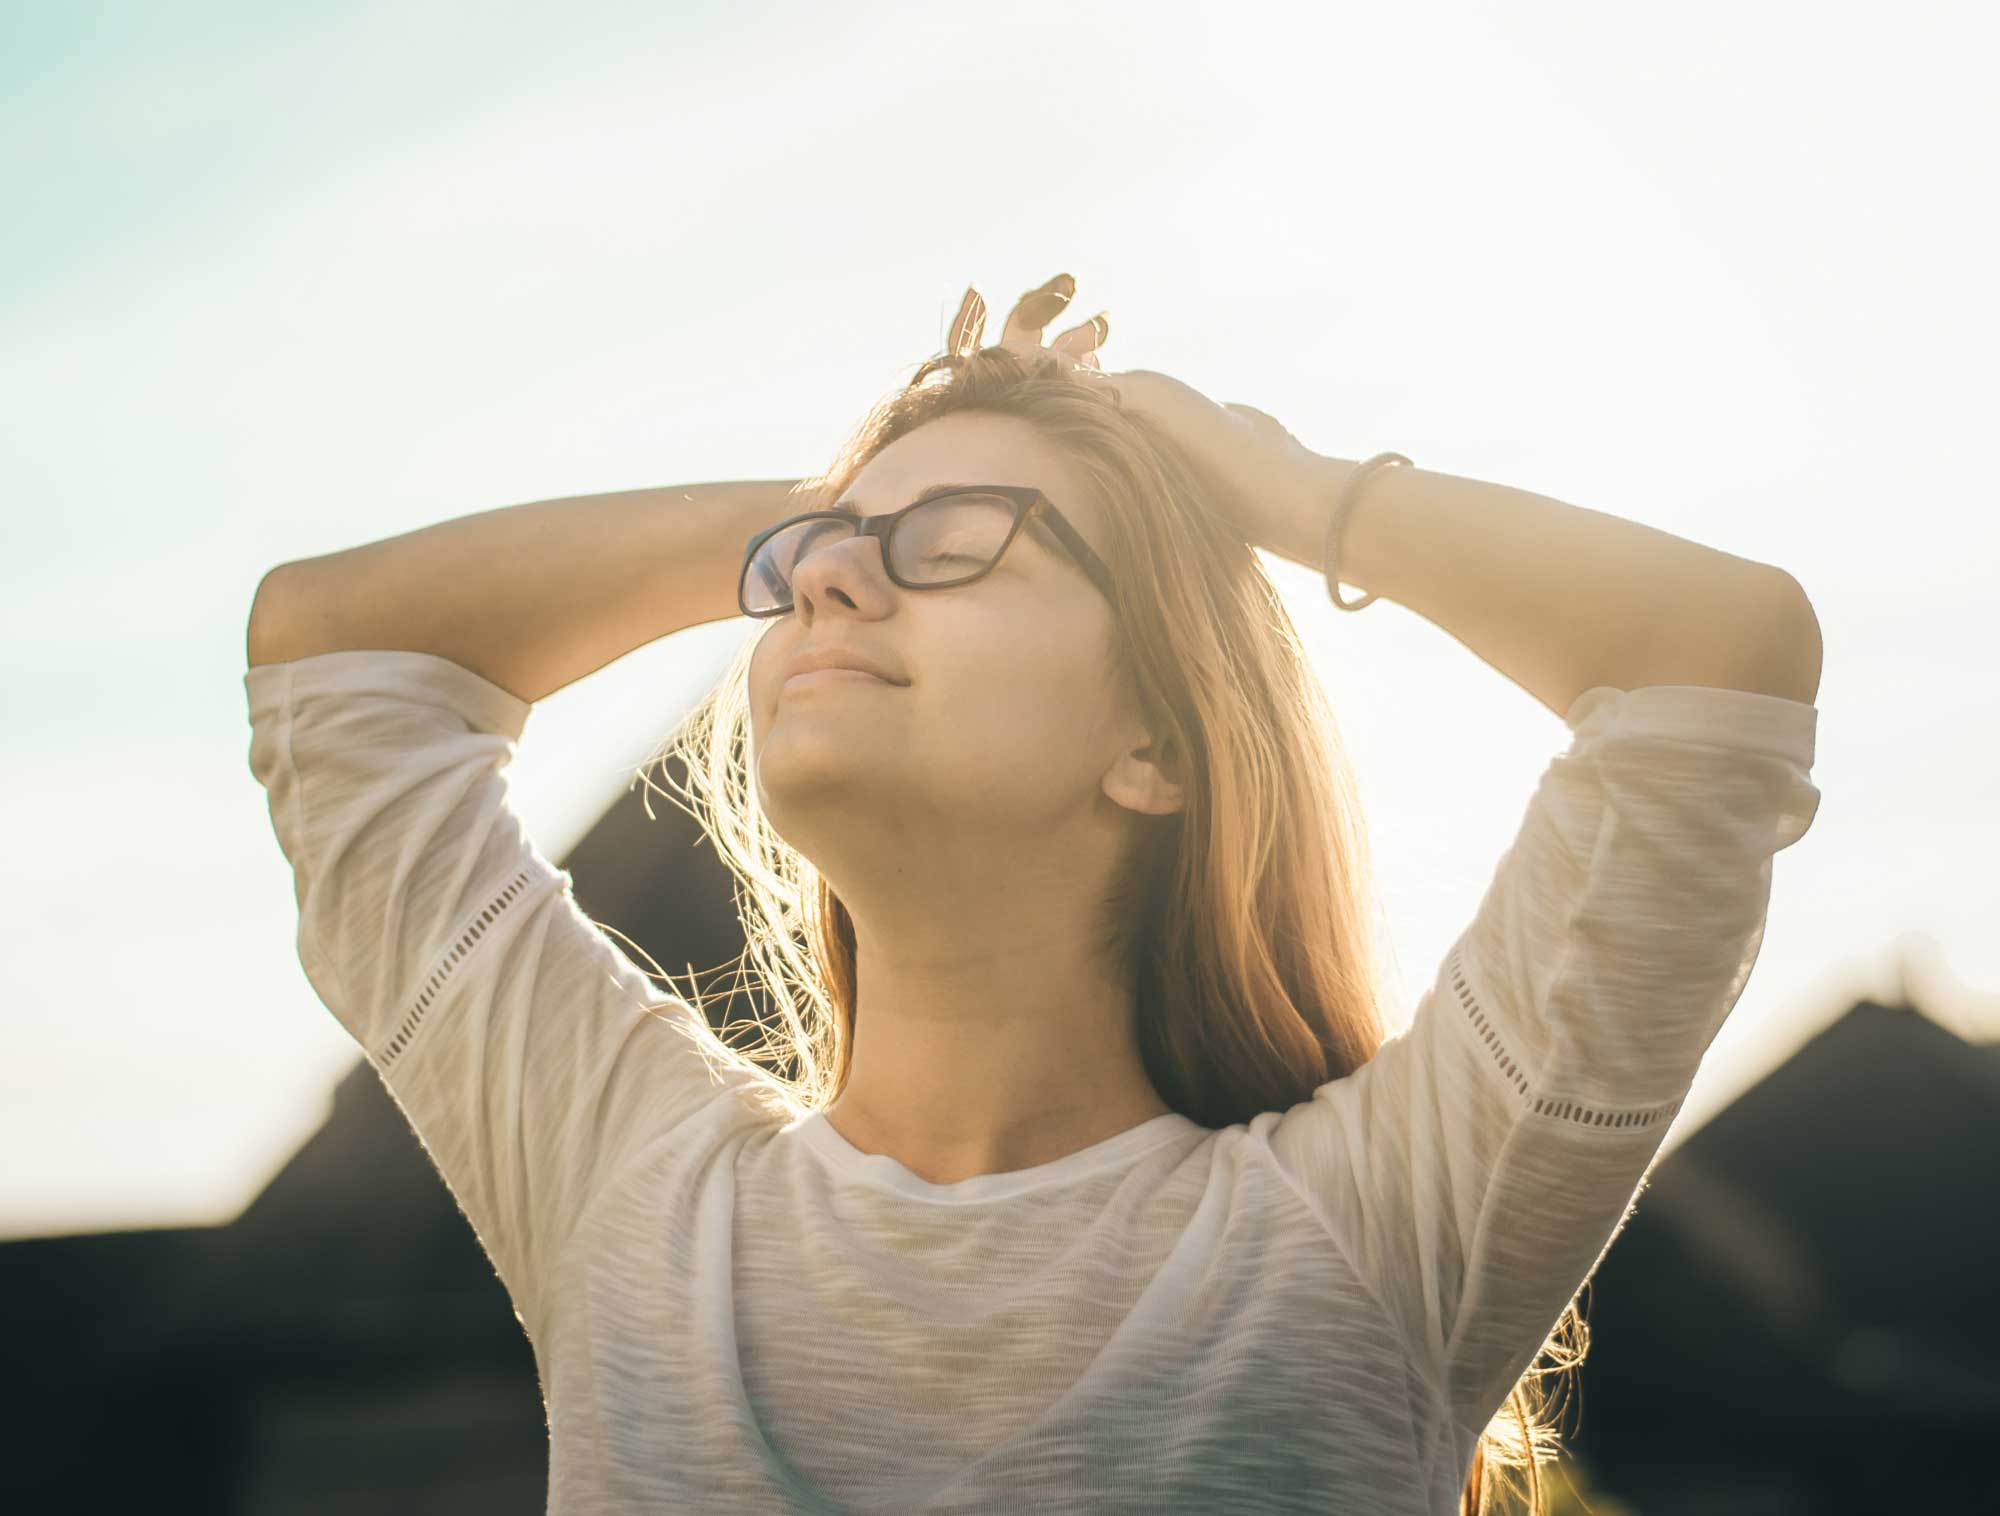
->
xmin=246 ymin=273 xmax=1822 ymax=1514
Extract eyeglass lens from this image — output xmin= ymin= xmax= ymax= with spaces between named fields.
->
xmin=743 ymin=493 xmax=1018 ymax=614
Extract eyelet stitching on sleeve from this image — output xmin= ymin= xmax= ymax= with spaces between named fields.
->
xmin=377 ymin=869 xmax=534 ymax=1071
xmin=1447 ymin=941 xmax=1685 ymax=1132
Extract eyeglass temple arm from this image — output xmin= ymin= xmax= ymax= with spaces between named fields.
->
xmin=1030 ymin=497 xmax=1118 ymax=605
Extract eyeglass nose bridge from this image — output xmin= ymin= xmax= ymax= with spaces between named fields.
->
xmin=788 ymin=512 xmax=900 ymax=604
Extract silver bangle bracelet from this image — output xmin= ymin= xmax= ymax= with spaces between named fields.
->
xmin=1323 ymin=451 xmax=1413 ymax=612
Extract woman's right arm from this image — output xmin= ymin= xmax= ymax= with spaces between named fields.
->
xmin=246 ymin=479 xmax=805 ymax=702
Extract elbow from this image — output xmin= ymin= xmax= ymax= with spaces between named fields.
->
xmin=1759 ymin=568 xmax=1823 ymax=705
xmin=247 ymin=562 xmax=309 ymax=670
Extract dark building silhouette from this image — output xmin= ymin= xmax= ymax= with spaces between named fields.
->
xmin=1565 ymin=996 xmax=2000 ymax=1512
xmin=4 ymin=757 xmax=1995 ymax=1512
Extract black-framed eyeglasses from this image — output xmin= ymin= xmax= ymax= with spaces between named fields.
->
xmin=738 ymin=483 xmax=1117 ymax=619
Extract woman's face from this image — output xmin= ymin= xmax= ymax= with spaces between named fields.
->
xmin=747 ymin=411 xmax=1148 ymax=872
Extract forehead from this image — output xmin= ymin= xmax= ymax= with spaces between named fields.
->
xmin=842 ymin=412 xmax=1104 ymax=539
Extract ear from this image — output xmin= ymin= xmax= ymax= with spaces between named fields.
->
xmin=1101 ymin=731 xmax=1187 ymax=818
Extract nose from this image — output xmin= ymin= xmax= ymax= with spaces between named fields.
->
xmin=787 ymin=531 xmax=893 ymax=617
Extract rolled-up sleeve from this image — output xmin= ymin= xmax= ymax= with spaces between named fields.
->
xmin=246 ymin=649 xmax=758 ymax=1334
xmin=1265 ymin=682 xmax=1820 ymax=1444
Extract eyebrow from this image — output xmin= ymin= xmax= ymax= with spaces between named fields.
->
xmin=829 ymin=483 xmax=983 ymax=518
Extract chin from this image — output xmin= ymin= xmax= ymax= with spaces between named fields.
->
xmin=755 ymin=743 xmax=851 ymax=813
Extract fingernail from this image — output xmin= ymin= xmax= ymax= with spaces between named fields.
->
xmin=1042 ymin=272 xmax=1076 ymax=298
xmin=1091 ymin=311 xmax=1110 ymax=343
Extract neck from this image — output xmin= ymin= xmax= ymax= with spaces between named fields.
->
xmin=819 ymin=922 xmax=1171 ymax=1183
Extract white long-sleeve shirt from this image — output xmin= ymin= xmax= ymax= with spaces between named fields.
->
xmin=245 ymin=649 xmax=1820 ymax=1514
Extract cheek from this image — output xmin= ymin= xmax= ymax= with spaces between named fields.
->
xmin=749 ymin=623 xmax=782 ymax=682
xmin=747 ymin=623 xmax=789 ymax=702
xmin=744 ymin=636 xmax=786 ymax=755
xmin=932 ymin=646 xmax=1102 ymax=772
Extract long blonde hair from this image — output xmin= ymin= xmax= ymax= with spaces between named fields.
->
xmin=637 ymin=346 xmax=1587 ymax=1515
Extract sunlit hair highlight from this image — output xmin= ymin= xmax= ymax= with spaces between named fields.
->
xmin=634 ymin=345 xmax=1588 ymax=1516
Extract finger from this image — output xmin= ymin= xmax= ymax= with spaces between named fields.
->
xmin=1050 ymin=311 xmax=1109 ymax=359
xmin=1000 ymin=272 xmax=1076 ymax=348
xmin=946 ymin=286 xmax=987 ymax=359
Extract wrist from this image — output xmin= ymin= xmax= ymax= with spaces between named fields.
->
xmin=1260 ymin=453 xmax=1356 ymax=569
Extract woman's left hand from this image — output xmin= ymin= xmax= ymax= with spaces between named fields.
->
xmin=949 ymin=274 xmax=1341 ymax=555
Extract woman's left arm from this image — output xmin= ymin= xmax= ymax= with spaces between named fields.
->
xmin=966 ymin=277 xmax=1821 ymax=720
xmin=1265 ymin=455 xmax=1824 ymax=718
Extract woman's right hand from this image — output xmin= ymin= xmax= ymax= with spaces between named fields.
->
xmin=947 ymin=273 xmax=1110 ymax=373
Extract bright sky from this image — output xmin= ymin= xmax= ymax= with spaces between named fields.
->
xmin=4 ymin=0 xmax=1994 ymax=1240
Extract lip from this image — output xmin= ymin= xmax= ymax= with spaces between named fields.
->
xmin=782 ymin=668 xmax=893 ymax=691
xmin=782 ymin=647 xmax=908 ymax=686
